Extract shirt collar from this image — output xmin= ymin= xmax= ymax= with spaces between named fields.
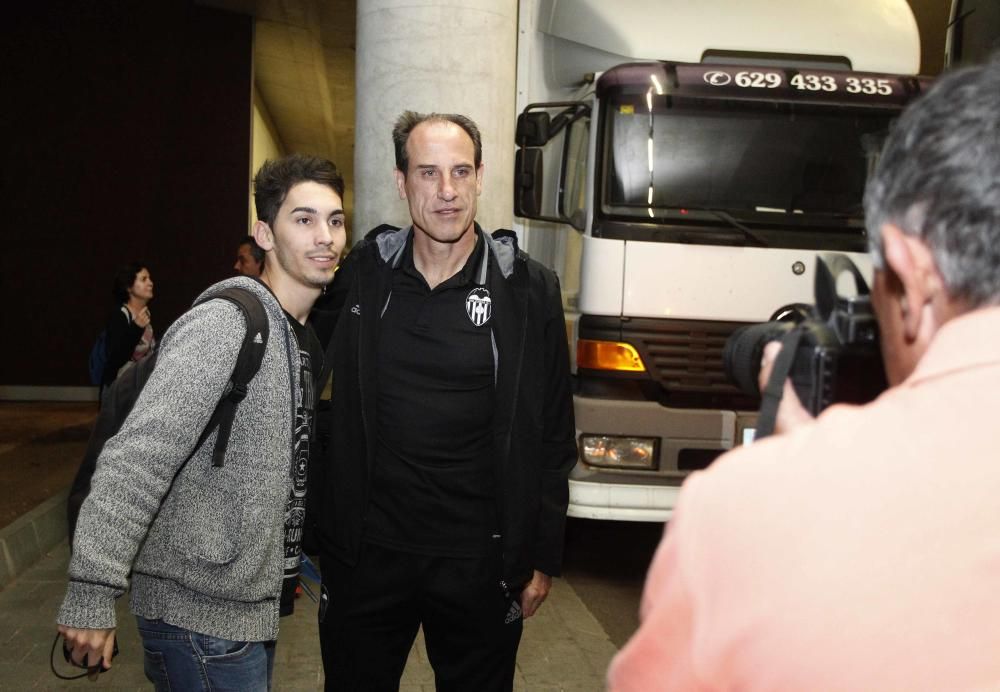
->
xmin=399 ymin=228 xmax=486 ymax=288
xmin=905 ymin=306 xmax=1000 ymax=387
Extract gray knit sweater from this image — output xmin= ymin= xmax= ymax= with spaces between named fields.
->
xmin=57 ymin=277 xmax=299 ymax=642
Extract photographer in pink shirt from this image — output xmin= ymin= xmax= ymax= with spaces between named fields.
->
xmin=609 ymin=56 xmax=1000 ymax=691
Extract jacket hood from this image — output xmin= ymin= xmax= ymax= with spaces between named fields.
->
xmin=372 ymin=224 xmax=518 ymax=279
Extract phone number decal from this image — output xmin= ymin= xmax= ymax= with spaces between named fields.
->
xmin=790 ymin=74 xmax=895 ymax=95
xmin=702 ymin=70 xmax=782 ymax=88
xmin=698 ymin=68 xmax=898 ymax=96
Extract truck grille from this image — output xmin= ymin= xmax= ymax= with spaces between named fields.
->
xmin=624 ymin=318 xmax=742 ymax=394
xmin=579 ymin=315 xmax=759 ymax=409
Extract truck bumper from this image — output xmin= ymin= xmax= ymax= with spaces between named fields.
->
xmin=568 ymin=394 xmax=757 ymax=522
xmin=568 ymin=469 xmax=681 ymax=522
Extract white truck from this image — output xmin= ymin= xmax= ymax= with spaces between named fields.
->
xmin=513 ymin=0 xmax=929 ymax=521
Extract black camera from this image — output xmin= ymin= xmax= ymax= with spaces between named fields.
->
xmin=723 ymin=254 xmax=887 ymax=428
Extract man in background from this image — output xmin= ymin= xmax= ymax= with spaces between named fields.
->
xmin=235 ymin=235 xmax=265 ymax=277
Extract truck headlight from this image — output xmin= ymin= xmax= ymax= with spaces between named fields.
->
xmin=580 ymin=435 xmax=659 ymax=470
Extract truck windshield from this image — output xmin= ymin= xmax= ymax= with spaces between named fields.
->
xmin=600 ymin=93 xmax=898 ymax=241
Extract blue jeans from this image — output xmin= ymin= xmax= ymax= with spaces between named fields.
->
xmin=136 ymin=616 xmax=275 ymax=692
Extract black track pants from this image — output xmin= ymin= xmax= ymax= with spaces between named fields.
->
xmin=318 ymin=542 xmax=523 ymax=692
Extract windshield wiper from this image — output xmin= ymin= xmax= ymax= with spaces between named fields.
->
xmin=707 ymin=210 xmax=769 ymax=247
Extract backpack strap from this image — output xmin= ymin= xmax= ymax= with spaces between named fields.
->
xmin=194 ymin=287 xmax=270 ymax=467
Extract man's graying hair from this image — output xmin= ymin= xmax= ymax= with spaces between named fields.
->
xmin=392 ymin=111 xmax=483 ymax=173
xmin=864 ymin=55 xmax=1000 ymax=307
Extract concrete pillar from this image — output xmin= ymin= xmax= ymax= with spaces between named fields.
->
xmin=354 ymin=0 xmax=518 ymax=238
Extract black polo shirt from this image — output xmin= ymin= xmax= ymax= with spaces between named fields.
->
xmin=367 ymin=233 xmax=497 ymax=557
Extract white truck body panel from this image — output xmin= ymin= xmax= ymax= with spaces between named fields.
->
xmin=619 ymin=241 xmax=873 ymax=322
xmin=577 ymin=234 xmax=875 ymax=322
xmin=536 ymin=0 xmax=920 ymax=77
xmin=576 ymin=235 xmax=625 ymax=317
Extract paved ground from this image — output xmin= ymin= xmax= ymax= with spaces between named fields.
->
xmin=1 ymin=542 xmax=616 ymax=690
xmin=0 ymin=402 xmax=622 ymax=690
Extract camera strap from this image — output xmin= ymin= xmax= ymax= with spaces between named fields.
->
xmin=755 ymin=327 xmax=804 ymax=440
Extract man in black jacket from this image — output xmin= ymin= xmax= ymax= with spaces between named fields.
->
xmin=309 ymin=111 xmax=576 ymax=691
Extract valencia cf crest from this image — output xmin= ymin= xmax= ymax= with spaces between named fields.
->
xmin=465 ymin=287 xmax=492 ymax=327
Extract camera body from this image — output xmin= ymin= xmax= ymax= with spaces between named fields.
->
xmin=723 ymin=254 xmax=887 ymax=417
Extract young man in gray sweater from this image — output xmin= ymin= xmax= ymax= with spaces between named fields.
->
xmin=57 ymin=154 xmax=347 ymax=691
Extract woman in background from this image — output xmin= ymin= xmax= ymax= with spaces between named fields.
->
xmin=102 ymin=262 xmax=156 ymax=393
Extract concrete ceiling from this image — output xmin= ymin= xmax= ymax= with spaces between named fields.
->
xmin=253 ymin=0 xmax=356 ymax=164
xmin=200 ymin=0 xmax=356 ymax=167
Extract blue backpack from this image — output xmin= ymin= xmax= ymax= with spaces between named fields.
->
xmin=89 ymin=305 xmax=130 ymax=385
xmin=88 ymin=330 xmax=109 ymax=385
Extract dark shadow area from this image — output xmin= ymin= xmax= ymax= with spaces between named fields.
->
xmin=1 ymin=3 xmax=253 ymax=388
xmin=0 ymin=404 xmax=97 ymax=529
xmin=561 ymin=517 xmax=666 ymax=648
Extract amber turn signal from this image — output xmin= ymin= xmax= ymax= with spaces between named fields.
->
xmin=576 ymin=339 xmax=646 ymax=372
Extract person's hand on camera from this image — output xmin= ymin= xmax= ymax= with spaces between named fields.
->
xmin=759 ymin=341 xmax=814 ymax=435
xmin=57 ymin=625 xmax=116 ymax=672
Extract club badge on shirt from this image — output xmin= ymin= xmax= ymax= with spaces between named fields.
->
xmin=465 ymin=287 xmax=492 ymax=327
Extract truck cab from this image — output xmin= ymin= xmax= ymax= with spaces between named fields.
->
xmin=513 ymin=0 xmax=928 ymax=521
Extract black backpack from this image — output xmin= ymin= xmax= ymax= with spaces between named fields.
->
xmin=67 ymin=287 xmax=269 ymax=547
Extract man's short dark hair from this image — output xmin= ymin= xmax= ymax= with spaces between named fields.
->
xmin=238 ymin=236 xmax=265 ymax=264
xmin=254 ymin=154 xmax=345 ymax=228
xmin=112 ymin=261 xmax=147 ymax=304
xmin=865 ymin=54 xmax=1000 ymax=307
xmin=392 ymin=111 xmax=482 ymax=174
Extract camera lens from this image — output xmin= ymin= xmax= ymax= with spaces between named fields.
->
xmin=723 ymin=322 xmax=793 ymax=396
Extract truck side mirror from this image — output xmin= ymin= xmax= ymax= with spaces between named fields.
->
xmin=516 ymin=112 xmax=551 ymax=147
xmin=514 ymin=148 xmax=544 ymax=217
xmin=513 ymin=102 xmax=591 ymax=227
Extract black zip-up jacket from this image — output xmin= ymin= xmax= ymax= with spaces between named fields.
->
xmin=308 ymin=224 xmax=576 ymax=589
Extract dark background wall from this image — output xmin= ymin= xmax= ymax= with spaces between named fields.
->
xmin=0 ymin=2 xmax=252 ymax=388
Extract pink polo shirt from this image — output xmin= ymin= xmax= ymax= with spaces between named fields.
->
xmin=608 ymin=307 xmax=1000 ymax=691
